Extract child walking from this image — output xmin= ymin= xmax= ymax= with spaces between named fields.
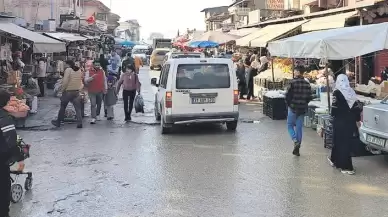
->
xmin=104 ymin=73 xmax=118 ymax=120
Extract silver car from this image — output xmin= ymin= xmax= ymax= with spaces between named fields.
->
xmin=359 ymin=95 xmax=388 ymax=153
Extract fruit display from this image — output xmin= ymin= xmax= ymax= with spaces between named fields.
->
xmin=273 ymin=58 xmax=293 ymax=74
xmin=304 ymin=70 xmax=319 ymax=81
xmin=4 ymin=96 xmax=30 ymax=113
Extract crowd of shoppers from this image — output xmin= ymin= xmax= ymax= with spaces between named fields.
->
xmin=50 ymin=51 xmax=142 ymax=128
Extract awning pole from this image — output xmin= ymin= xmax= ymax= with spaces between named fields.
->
xmin=292 ymin=58 xmax=295 ymax=78
xmin=325 ymin=63 xmax=331 ymax=112
xmin=358 ymin=10 xmax=363 ymax=84
xmin=271 ymin=58 xmax=275 ymax=82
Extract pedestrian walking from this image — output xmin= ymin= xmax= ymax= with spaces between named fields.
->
xmin=99 ymin=54 xmax=110 ymax=76
xmin=0 ymin=90 xmax=23 ymax=217
xmin=235 ymin=59 xmax=246 ymax=99
xmin=285 ymin=65 xmax=312 ymax=156
xmin=121 ymin=52 xmax=135 ymax=73
xmin=36 ymin=57 xmax=47 ymax=97
xmin=104 ymin=74 xmax=118 ymax=120
xmin=52 ymin=60 xmax=83 ymax=128
xmin=84 ymin=60 xmax=107 ymax=124
xmin=328 ymin=74 xmax=362 ymax=175
xmin=116 ymin=64 xmax=141 ymax=121
xmin=245 ymin=59 xmax=256 ymax=100
xmin=134 ymin=55 xmax=143 ymax=74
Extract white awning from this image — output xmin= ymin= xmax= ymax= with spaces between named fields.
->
xmin=302 ymin=11 xmax=358 ymax=32
xmin=0 ymin=22 xmax=66 ymax=53
xmin=250 ymin=20 xmax=309 ymax=47
xmin=43 ymin=32 xmax=88 ymax=42
xmin=267 ymin=22 xmax=388 ymax=60
xmin=236 ymin=20 xmax=308 ymax=47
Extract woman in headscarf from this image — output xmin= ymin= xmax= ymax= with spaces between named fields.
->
xmin=328 ymin=74 xmax=362 ymax=175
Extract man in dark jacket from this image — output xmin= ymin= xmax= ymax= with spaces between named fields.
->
xmin=0 ymin=90 xmax=21 ymax=217
xmin=121 ymin=52 xmax=135 ymax=74
xmin=285 ymin=65 xmax=312 ymax=156
xmin=236 ymin=60 xmax=246 ymax=99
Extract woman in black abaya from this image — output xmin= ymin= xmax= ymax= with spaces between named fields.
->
xmin=328 ymin=74 xmax=362 ymax=175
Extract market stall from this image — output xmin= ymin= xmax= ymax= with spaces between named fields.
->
xmin=266 ymin=22 xmax=388 ymax=149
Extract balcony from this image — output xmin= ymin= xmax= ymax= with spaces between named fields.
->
xmin=230 ymin=7 xmax=251 ymax=16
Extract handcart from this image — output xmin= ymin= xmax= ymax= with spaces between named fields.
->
xmin=9 ymin=136 xmax=33 ymax=203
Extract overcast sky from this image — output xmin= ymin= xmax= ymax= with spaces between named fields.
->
xmin=100 ymin=0 xmax=229 ymax=39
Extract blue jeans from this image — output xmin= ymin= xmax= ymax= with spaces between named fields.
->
xmin=287 ymin=107 xmax=304 ymax=145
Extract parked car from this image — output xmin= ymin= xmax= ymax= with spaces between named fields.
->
xmin=150 ymin=48 xmax=170 ymax=70
xmin=359 ymin=96 xmax=388 ymax=153
xmin=162 ymin=52 xmax=205 ymax=65
xmin=150 ymin=58 xmax=239 ymax=134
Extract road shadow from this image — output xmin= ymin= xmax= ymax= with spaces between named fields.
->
xmin=167 ymin=123 xmax=237 ymax=135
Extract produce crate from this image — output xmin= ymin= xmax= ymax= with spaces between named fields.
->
xmin=322 ymin=115 xmax=333 ymax=149
xmin=263 ymin=95 xmax=287 ymax=120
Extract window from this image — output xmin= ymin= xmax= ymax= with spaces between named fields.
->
xmin=172 ymin=54 xmax=201 ymax=59
xmin=176 ymin=64 xmax=230 ymax=89
xmin=156 ymin=50 xmax=168 ymax=56
xmin=133 ymin=49 xmax=148 ymax=54
xmin=160 ymin=64 xmax=170 ymax=88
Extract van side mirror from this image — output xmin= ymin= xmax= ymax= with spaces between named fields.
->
xmin=150 ymin=78 xmax=158 ymax=86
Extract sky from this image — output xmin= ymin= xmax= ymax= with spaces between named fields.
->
xmin=100 ymin=0 xmax=230 ymax=39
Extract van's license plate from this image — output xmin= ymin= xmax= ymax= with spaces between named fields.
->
xmin=191 ymin=97 xmax=215 ymax=104
xmin=366 ymin=135 xmax=386 ymax=147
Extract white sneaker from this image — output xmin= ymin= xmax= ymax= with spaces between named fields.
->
xmin=96 ymin=115 xmax=101 ymax=121
xmin=90 ymin=118 xmax=96 ymax=124
xmin=327 ymin=156 xmax=335 ymax=167
xmin=341 ymin=170 xmax=355 ymax=175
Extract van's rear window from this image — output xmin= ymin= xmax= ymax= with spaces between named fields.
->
xmin=172 ymin=55 xmax=200 ymax=59
xmin=176 ymin=64 xmax=230 ymax=89
xmin=156 ymin=51 xmax=168 ymax=55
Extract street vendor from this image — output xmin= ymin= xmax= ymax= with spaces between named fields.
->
xmin=0 ymin=90 xmax=24 ymax=217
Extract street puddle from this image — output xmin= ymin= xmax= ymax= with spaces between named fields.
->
xmin=66 ymin=154 xmax=113 ymax=167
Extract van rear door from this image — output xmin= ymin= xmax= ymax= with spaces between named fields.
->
xmin=171 ymin=59 xmax=235 ymax=115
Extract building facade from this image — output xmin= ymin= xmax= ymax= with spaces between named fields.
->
xmin=201 ymin=6 xmax=229 ymax=31
xmin=0 ymin=0 xmax=118 ymax=32
xmin=115 ymin=19 xmax=141 ymax=42
xmin=0 ymin=0 xmax=82 ymax=29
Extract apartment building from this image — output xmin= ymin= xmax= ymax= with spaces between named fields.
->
xmin=0 ymin=0 xmax=82 ymax=29
xmin=115 ymin=19 xmax=141 ymax=42
xmin=201 ymin=6 xmax=229 ymax=31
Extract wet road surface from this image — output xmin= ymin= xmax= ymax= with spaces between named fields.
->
xmin=11 ymin=68 xmax=388 ymax=217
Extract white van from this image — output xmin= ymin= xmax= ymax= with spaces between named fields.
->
xmin=151 ymin=58 xmax=239 ymax=134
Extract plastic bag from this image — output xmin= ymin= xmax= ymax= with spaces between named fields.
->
xmin=134 ymin=94 xmax=144 ymax=113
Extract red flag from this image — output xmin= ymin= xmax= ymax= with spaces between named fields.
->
xmin=86 ymin=13 xmax=95 ymax=24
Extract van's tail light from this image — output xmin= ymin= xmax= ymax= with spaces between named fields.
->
xmin=233 ymin=90 xmax=239 ymax=105
xmin=165 ymin=91 xmax=172 ymax=108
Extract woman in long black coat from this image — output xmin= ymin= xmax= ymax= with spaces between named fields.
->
xmin=328 ymin=74 xmax=362 ymax=175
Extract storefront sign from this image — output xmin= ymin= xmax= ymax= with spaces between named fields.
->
xmin=266 ymin=0 xmax=284 ymax=10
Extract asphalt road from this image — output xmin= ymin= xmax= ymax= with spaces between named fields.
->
xmin=11 ymin=67 xmax=388 ymax=217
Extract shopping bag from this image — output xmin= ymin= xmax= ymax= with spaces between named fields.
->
xmin=134 ymin=94 xmax=144 ymax=113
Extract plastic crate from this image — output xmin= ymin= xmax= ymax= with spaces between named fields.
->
xmin=263 ymin=95 xmax=287 ymax=120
